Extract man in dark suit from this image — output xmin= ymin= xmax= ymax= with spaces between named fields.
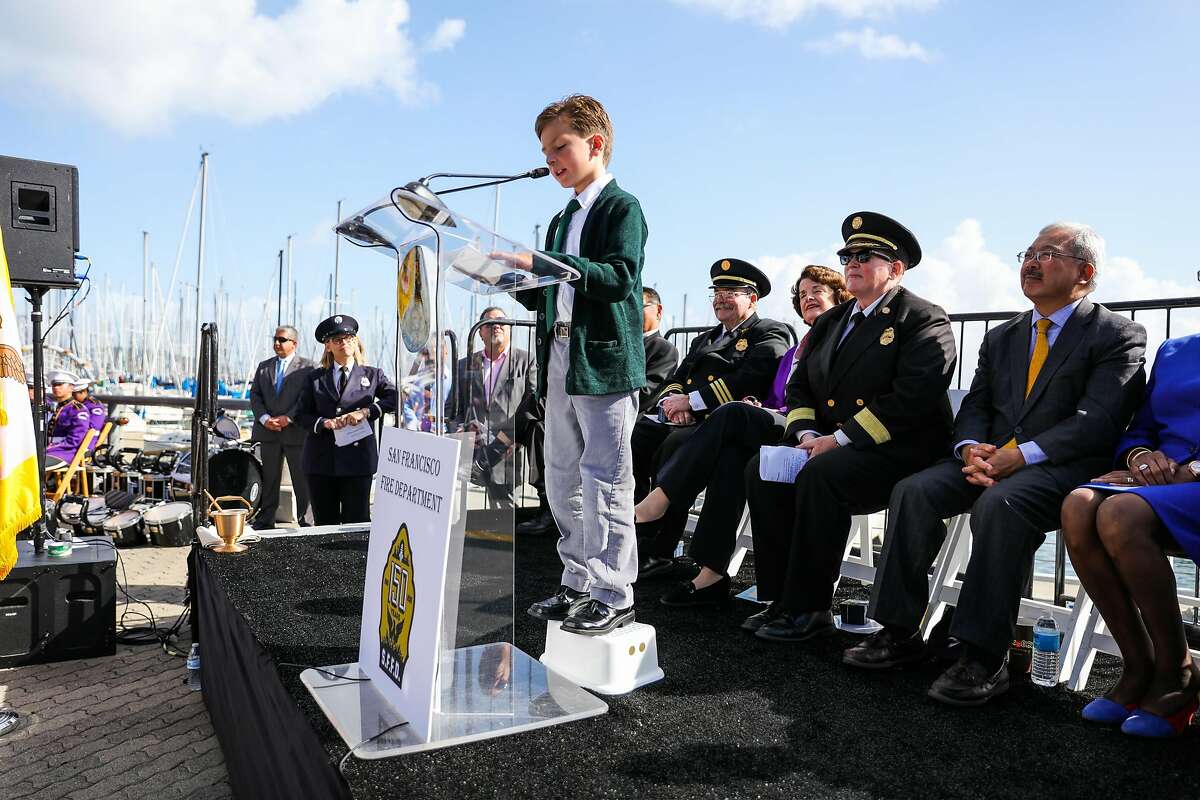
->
xmin=744 ymin=212 xmax=957 ymax=641
xmin=640 ymin=286 xmax=679 ymax=413
xmin=633 ymin=259 xmax=792 ymax=579
xmin=844 ymin=222 xmax=1147 ymax=706
xmin=249 ymin=325 xmax=314 ymax=529
xmin=445 ymin=307 xmax=535 ymax=508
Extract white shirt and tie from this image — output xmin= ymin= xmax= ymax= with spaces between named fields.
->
xmin=555 ymin=172 xmax=613 ymax=324
xmin=258 ymin=352 xmax=297 ymax=425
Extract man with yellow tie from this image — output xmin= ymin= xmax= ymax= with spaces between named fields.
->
xmin=845 ymin=222 xmax=1148 ymax=707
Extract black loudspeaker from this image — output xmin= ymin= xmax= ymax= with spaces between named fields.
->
xmin=0 ymin=538 xmax=116 ymax=667
xmin=0 ymin=154 xmax=79 ymax=289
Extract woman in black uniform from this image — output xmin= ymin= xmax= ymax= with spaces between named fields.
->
xmin=296 ymin=315 xmax=399 ymax=524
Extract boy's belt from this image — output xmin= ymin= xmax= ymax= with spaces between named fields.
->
xmin=552 ymin=321 xmax=570 ymax=340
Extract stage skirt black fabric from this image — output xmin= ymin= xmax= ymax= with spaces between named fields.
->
xmin=191 ymin=549 xmax=350 ymax=800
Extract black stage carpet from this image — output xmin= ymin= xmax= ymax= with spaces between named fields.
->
xmin=203 ymin=521 xmax=1200 ymax=800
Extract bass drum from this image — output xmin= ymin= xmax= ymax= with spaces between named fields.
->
xmin=208 ymin=449 xmax=264 ymax=518
xmin=142 ymin=501 xmax=195 ymax=547
xmin=102 ymin=509 xmax=145 ymax=547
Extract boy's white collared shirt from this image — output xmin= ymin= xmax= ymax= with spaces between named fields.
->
xmin=556 ymin=172 xmax=614 ymax=326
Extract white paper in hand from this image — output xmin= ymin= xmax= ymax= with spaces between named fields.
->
xmin=334 ymin=418 xmax=373 ymax=447
xmin=758 ymin=445 xmax=809 ymax=483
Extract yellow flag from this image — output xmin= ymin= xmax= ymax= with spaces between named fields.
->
xmin=0 ymin=227 xmax=42 ymax=579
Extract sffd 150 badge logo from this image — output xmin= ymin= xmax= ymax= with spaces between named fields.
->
xmin=378 ymin=523 xmax=416 ymax=688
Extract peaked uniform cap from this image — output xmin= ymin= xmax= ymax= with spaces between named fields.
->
xmin=837 ymin=212 xmax=922 ymax=268
xmin=315 ymin=314 xmax=359 ymax=343
xmin=709 ymin=258 xmax=772 ymax=298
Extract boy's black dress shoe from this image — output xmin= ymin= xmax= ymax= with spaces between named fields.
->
xmin=754 ymin=610 xmax=835 ymax=642
xmin=741 ymin=602 xmax=786 ymax=632
xmin=560 ymin=600 xmax=634 ymax=636
xmin=660 ymin=575 xmax=730 ymax=607
xmin=637 ymin=555 xmax=677 ymax=581
xmin=927 ymin=654 xmax=1010 ymax=706
xmin=843 ymin=628 xmax=927 ymax=670
xmin=526 ymin=586 xmax=588 ymax=622
xmin=515 ymin=508 xmax=557 ymax=536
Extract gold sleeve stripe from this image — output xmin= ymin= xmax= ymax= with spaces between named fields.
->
xmin=711 ymin=378 xmax=733 ymax=405
xmin=659 ymin=383 xmax=684 ymax=396
xmin=845 ymin=232 xmax=898 ymax=250
xmin=786 ymin=407 xmax=816 ymax=427
xmin=854 ymin=407 xmax=891 ymax=445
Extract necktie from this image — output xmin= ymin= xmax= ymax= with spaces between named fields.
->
xmin=551 ymin=198 xmax=582 ymax=253
xmin=275 ymin=358 xmax=285 ymax=394
xmin=1005 ymin=318 xmax=1052 ymax=448
xmin=837 ymin=312 xmax=864 ymax=351
xmin=338 ymin=366 xmax=349 ymax=395
xmin=1025 ymin=318 xmax=1052 ymax=396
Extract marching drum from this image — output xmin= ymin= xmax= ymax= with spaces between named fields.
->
xmin=142 ymin=501 xmax=195 ymax=547
xmin=102 ymin=509 xmax=145 ymax=547
xmin=84 ymin=465 xmax=115 ymax=494
xmin=55 ymin=496 xmax=88 ymax=533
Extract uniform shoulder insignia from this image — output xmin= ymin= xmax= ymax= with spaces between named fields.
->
xmin=879 ymin=327 xmax=895 ymax=346
xmin=735 ymin=338 xmax=749 ymax=352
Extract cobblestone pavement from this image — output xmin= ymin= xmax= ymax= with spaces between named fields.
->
xmin=0 ymin=544 xmax=232 ymax=800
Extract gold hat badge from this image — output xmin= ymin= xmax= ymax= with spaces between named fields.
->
xmin=879 ymin=327 xmax=895 ymax=346
xmin=851 ymin=216 xmax=863 ymax=230
xmin=720 ymin=259 xmax=731 ymax=271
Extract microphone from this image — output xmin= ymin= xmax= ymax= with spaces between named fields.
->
xmin=422 ymin=167 xmax=551 ymax=196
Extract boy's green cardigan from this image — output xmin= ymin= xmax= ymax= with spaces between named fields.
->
xmin=515 ymin=179 xmax=648 ymax=397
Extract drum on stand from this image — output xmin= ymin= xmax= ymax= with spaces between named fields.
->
xmin=208 ymin=449 xmax=264 ymax=520
xmin=85 ymin=465 xmax=115 ymax=495
xmin=102 ymin=509 xmax=145 ymax=547
xmin=142 ymin=501 xmax=196 ymax=547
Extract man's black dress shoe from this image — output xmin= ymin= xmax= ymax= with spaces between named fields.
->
xmin=843 ymin=628 xmax=927 ymax=670
xmin=927 ymin=654 xmax=1010 ymax=706
xmin=660 ymin=575 xmax=730 ymax=607
xmin=754 ymin=610 xmax=836 ymax=642
xmin=741 ymin=602 xmax=786 ymax=632
xmin=515 ymin=508 xmax=557 ymax=536
xmin=561 ymin=599 xmax=634 ymax=636
xmin=637 ymin=555 xmax=677 ymax=581
xmin=526 ymin=586 xmax=588 ymax=622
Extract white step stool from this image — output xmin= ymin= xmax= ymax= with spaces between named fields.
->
xmin=540 ymin=620 xmax=664 ymax=695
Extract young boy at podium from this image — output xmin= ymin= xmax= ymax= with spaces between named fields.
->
xmin=496 ymin=94 xmax=648 ymax=636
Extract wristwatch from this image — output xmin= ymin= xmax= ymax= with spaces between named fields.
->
xmin=1188 ymin=461 xmax=1200 ymax=479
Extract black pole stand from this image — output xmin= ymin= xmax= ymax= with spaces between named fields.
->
xmin=25 ymin=286 xmax=55 ymax=554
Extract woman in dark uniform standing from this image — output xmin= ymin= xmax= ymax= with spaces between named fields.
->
xmin=296 ymin=315 xmax=399 ymax=524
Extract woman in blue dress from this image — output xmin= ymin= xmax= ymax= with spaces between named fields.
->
xmin=1061 ymin=333 xmax=1200 ymax=737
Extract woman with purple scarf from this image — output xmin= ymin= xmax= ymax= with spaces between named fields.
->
xmin=635 ymin=265 xmax=850 ymax=607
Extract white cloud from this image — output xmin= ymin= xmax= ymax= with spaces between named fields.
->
xmin=806 ymin=26 xmax=932 ymax=61
xmin=0 ymin=0 xmax=466 ymax=135
xmin=670 ymin=0 xmax=937 ymax=29
xmin=424 ymin=18 xmax=466 ymax=52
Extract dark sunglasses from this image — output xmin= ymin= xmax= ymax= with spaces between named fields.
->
xmin=273 ymin=336 xmax=294 ymax=344
xmin=838 ymin=249 xmax=894 ymax=266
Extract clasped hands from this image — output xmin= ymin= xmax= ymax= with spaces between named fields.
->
xmin=959 ymin=443 xmax=1025 ymax=487
xmin=264 ymin=415 xmax=290 ymax=431
xmin=323 ymin=409 xmax=368 ymax=431
xmin=1093 ymin=449 xmax=1192 ymax=486
xmin=659 ymin=394 xmax=695 ymax=425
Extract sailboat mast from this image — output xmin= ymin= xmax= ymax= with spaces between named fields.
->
xmin=142 ymin=231 xmax=149 ymax=381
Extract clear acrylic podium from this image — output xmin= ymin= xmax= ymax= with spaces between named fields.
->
xmin=300 ymin=185 xmax=606 ymax=758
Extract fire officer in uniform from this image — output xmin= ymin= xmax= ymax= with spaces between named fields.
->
xmin=631 ymin=258 xmax=792 ymax=579
xmin=45 ymin=371 xmax=94 ymax=462
xmin=742 ymin=212 xmax=958 ymax=641
xmin=295 ymin=315 xmax=399 ymax=525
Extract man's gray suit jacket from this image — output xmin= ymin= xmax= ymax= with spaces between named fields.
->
xmin=249 ymin=355 xmax=315 ymax=447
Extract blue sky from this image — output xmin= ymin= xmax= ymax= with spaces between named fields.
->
xmin=3 ymin=0 xmax=1199 ymax=368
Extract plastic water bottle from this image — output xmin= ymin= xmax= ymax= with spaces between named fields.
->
xmin=1031 ymin=614 xmax=1060 ymax=687
xmin=187 ymin=644 xmax=202 ymax=691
